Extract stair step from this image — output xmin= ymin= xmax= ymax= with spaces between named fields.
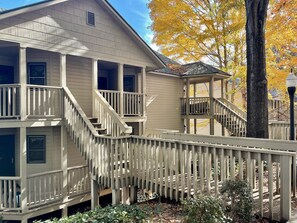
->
xmin=88 ymin=117 xmax=98 ymax=123
xmin=95 ymin=128 xmax=107 ymax=134
xmin=92 ymin=123 xmax=102 ymax=128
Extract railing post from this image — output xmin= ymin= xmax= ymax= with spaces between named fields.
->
xmin=61 ymin=126 xmax=68 ymax=217
xmin=91 ymin=175 xmax=100 ymax=209
xmin=92 ymin=58 xmax=98 ymax=117
xmin=20 ymin=127 xmax=28 ymax=213
xmin=209 ymin=76 xmax=215 ymax=135
xmin=186 ymin=78 xmax=190 ymax=133
xmin=280 ymin=155 xmax=292 ymax=222
xmin=19 ymin=46 xmax=27 ymax=120
xmin=118 ymin=63 xmax=124 ymax=117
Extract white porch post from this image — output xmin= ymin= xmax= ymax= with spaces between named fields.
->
xmin=118 ymin=63 xmax=124 ymax=117
xmin=194 ymin=83 xmax=197 ymax=134
xmin=20 ymin=127 xmax=28 ymax=213
xmin=60 ymin=54 xmax=67 ymax=87
xmin=19 ymin=46 xmax=27 ymax=120
xmin=186 ymin=79 xmax=190 ymax=134
xmin=92 ymin=59 xmax=98 ymax=117
xmin=91 ymin=175 xmax=99 ymax=209
xmin=209 ymin=76 xmax=215 ymax=135
xmin=141 ymin=67 xmax=146 ymax=135
xmin=61 ymin=126 xmax=68 ymax=216
xmin=221 ymin=79 xmax=224 ymax=98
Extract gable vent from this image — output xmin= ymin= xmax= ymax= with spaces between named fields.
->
xmin=87 ymin=11 xmax=95 ymax=26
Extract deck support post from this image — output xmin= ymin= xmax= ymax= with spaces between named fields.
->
xmin=20 ymin=127 xmax=28 ymax=213
xmin=130 ymin=186 xmax=137 ymax=204
xmin=92 ymin=58 xmax=98 ymax=117
xmin=141 ymin=67 xmax=146 ymax=135
xmin=280 ymin=155 xmax=291 ymax=222
xmin=121 ymin=187 xmax=130 ymax=204
xmin=61 ymin=126 xmax=68 ymax=216
xmin=209 ymin=76 xmax=215 ymax=135
xmin=19 ymin=46 xmax=27 ymax=120
xmin=193 ymin=84 xmax=197 ymax=134
xmin=118 ymin=63 xmax=124 ymax=117
xmin=60 ymin=54 xmax=67 ymax=87
xmin=112 ymin=189 xmax=121 ymax=205
xmin=91 ymin=175 xmax=100 ymax=209
xmin=186 ymin=79 xmax=190 ymax=133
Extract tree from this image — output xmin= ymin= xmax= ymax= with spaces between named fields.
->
xmin=149 ymin=0 xmax=246 ymax=103
xmin=245 ymin=0 xmax=269 ymax=138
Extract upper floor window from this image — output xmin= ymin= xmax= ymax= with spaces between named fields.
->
xmin=27 ymin=135 xmax=46 ymax=164
xmin=27 ymin=62 xmax=46 ymax=85
xmin=87 ymin=11 xmax=95 ymax=26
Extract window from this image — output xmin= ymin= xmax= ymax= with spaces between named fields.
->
xmin=27 ymin=136 xmax=46 ymax=164
xmin=27 ymin=62 xmax=46 ymax=85
xmin=87 ymin=11 xmax=95 ymax=26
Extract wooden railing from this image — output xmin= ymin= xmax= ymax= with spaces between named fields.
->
xmin=27 ymin=85 xmax=63 ymax=118
xmin=94 ymin=90 xmax=132 ymax=136
xmin=269 ymin=121 xmax=297 ymax=140
xmin=67 ymin=165 xmax=91 ymax=197
xmin=214 ymin=98 xmax=247 ymax=137
xmin=0 ymin=84 xmax=20 ymax=119
xmin=145 ymin=129 xmax=180 ymax=138
xmin=99 ymin=90 xmax=120 ymax=114
xmin=0 ymin=177 xmax=21 ymax=211
xmin=123 ymin=92 xmax=143 ymax=116
xmin=181 ymin=97 xmax=210 ymax=115
xmin=218 ymin=98 xmax=247 ymax=119
xmin=99 ymin=90 xmax=144 ymax=116
xmin=27 ymin=170 xmax=63 ymax=207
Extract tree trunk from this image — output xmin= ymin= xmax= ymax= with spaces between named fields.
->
xmin=245 ymin=0 xmax=269 ymax=138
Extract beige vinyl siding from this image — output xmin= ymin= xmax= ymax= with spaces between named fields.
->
xmin=0 ymin=0 xmax=158 ymax=68
xmin=66 ymin=55 xmax=92 ymax=117
xmin=146 ymin=73 xmax=183 ymax=131
xmin=26 ymin=127 xmax=61 ymax=175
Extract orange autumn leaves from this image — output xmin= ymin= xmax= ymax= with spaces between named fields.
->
xmin=149 ymin=0 xmax=297 ymax=98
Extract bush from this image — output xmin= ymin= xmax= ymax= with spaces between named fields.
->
xmin=220 ymin=179 xmax=254 ymax=223
xmin=182 ymin=195 xmax=225 ymax=223
xmin=34 ymin=204 xmax=151 ymax=223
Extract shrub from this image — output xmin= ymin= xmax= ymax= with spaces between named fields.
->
xmin=34 ymin=204 xmax=151 ymax=223
xmin=182 ymin=195 xmax=225 ymax=223
xmin=220 ymin=179 xmax=254 ymax=223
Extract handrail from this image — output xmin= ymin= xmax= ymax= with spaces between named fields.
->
xmin=218 ymin=98 xmax=247 ymax=119
xmin=27 ymin=169 xmax=63 ymax=179
xmin=0 ymin=84 xmax=21 ymax=87
xmin=94 ymin=90 xmax=132 ymax=135
xmin=64 ymin=87 xmax=99 ymax=136
xmin=27 ymin=84 xmax=63 ymax=90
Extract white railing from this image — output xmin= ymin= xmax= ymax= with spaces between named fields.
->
xmin=0 ymin=177 xmax=21 ymax=211
xmin=27 ymin=170 xmax=63 ymax=207
xmin=128 ymin=135 xmax=294 ymax=222
xmin=145 ymin=129 xmax=179 ymax=138
xmin=67 ymin=165 xmax=91 ymax=197
xmin=99 ymin=90 xmax=121 ymax=114
xmin=94 ymin=90 xmax=132 ymax=136
xmin=181 ymin=97 xmax=210 ymax=115
xmin=0 ymin=84 xmax=20 ymax=119
xmin=27 ymin=85 xmax=63 ymax=118
xmin=218 ymin=98 xmax=247 ymax=119
xmin=123 ymin=92 xmax=144 ymax=116
xmin=214 ymin=98 xmax=247 ymax=137
xmin=269 ymin=121 xmax=297 ymax=140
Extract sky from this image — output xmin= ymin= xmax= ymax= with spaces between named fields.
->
xmin=0 ymin=0 xmax=157 ymax=49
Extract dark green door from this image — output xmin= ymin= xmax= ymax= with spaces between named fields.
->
xmin=0 ymin=135 xmax=15 ymax=176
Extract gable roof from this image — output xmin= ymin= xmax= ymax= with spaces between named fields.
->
xmin=182 ymin=61 xmax=231 ymax=77
xmin=152 ymin=52 xmax=231 ymax=79
xmin=0 ymin=0 xmax=165 ymax=69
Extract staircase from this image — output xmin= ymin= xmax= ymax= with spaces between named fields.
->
xmin=63 ymin=87 xmax=132 ymax=190
xmin=213 ymin=98 xmax=247 ymax=137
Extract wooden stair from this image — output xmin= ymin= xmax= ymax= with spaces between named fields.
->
xmin=88 ymin=117 xmax=108 ymax=135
